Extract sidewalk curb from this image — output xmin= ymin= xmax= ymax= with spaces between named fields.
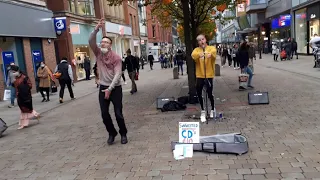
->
xmin=7 ymin=89 xmax=99 ymax=127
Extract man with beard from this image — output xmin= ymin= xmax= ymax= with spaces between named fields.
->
xmin=89 ymin=19 xmax=128 ymax=145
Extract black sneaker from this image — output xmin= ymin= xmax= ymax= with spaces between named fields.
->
xmin=107 ymin=134 xmax=117 ymax=145
xmin=121 ymin=135 xmax=128 ymax=144
xmin=248 ymin=85 xmax=254 ymax=89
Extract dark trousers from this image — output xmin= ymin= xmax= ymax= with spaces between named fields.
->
xmin=39 ymin=87 xmax=50 ymax=100
xmin=178 ymin=64 xmax=183 ymax=74
xmin=122 ymin=72 xmax=126 ymax=82
xmin=141 ymin=64 xmax=144 ymax=69
xmin=291 ymin=50 xmax=298 ymax=59
xmin=99 ymin=85 xmax=127 ymax=136
xmin=196 ymin=78 xmax=215 ymax=110
xmin=273 ymin=54 xmax=278 ymax=61
xmin=85 ymin=69 xmax=91 ymax=80
xmin=59 ymin=79 xmax=74 ymax=99
xmin=149 ymin=61 xmax=153 ymax=70
xmin=233 ymin=57 xmax=239 ymax=67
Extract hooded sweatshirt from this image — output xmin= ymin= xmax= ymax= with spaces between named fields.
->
xmin=89 ymin=29 xmax=122 ymax=91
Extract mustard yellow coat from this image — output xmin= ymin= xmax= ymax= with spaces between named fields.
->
xmin=191 ymin=46 xmax=217 ymax=78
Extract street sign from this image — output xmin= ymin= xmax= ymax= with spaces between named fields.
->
xmin=53 ymin=17 xmax=67 ymax=32
xmin=179 ymin=122 xmax=200 ymax=143
xmin=32 ymin=50 xmax=43 ymax=78
xmin=2 ymin=51 xmax=15 ymax=83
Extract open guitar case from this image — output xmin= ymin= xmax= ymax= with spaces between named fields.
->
xmin=171 ymin=133 xmax=249 ymax=155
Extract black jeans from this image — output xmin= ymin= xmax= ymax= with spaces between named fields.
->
xmin=150 ymin=61 xmax=153 ymax=70
xmin=59 ymin=79 xmax=74 ymax=99
xmin=196 ymin=78 xmax=215 ymax=110
xmin=85 ymin=69 xmax=91 ymax=80
xmin=291 ymin=50 xmax=298 ymax=59
xmin=39 ymin=87 xmax=50 ymax=100
xmin=273 ymin=54 xmax=278 ymax=61
xmin=122 ymin=72 xmax=126 ymax=82
xmin=233 ymin=57 xmax=239 ymax=67
xmin=99 ymin=85 xmax=127 ymax=136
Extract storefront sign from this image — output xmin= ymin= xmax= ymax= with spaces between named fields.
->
xmin=307 ymin=3 xmax=320 ymax=21
xmin=32 ymin=50 xmax=43 ymax=78
xmin=179 ymin=122 xmax=199 ymax=143
xmin=2 ymin=51 xmax=14 ymax=82
xmin=236 ymin=3 xmax=246 ymax=17
xmin=105 ymin=22 xmax=132 ymax=36
xmin=70 ymin=24 xmax=80 ymax=34
xmin=134 ymin=40 xmax=140 ymax=46
xmin=271 ymin=14 xmax=291 ymax=29
xmin=53 ymin=17 xmax=67 ymax=32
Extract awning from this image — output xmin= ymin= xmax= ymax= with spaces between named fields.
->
xmin=0 ymin=1 xmax=56 ymax=38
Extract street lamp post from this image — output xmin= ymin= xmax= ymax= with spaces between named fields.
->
xmin=258 ymin=27 xmax=262 ymax=59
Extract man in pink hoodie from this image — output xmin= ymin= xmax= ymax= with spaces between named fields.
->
xmin=89 ymin=19 xmax=128 ymax=145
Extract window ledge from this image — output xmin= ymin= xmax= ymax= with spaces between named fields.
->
xmin=16 ymin=0 xmax=46 ymax=7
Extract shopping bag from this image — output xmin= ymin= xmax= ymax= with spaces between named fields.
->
xmin=3 ymin=89 xmax=11 ymax=101
xmin=238 ymin=73 xmax=249 ymax=88
xmin=51 ymin=81 xmax=57 ymax=93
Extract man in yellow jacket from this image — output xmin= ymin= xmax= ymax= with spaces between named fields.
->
xmin=191 ymin=34 xmax=217 ymax=122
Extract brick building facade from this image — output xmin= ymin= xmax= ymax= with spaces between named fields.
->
xmin=47 ymin=0 xmax=141 ymax=81
xmin=146 ymin=5 xmax=173 ymax=61
xmin=0 ymin=0 xmax=56 ymax=101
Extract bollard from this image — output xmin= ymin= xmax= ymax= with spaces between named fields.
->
xmin=215 ymin=64 xmax=221 ymax=76
xmin=173 ymin=67 xmax=179 ymax=79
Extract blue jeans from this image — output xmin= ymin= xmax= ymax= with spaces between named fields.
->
xmin=10 ymin=86 xmax=16 ymax=106
xmin=243 ymin=66 xmax=253 ymax=86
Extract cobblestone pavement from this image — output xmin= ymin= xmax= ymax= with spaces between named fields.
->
xmin=2 ymin=54 xmax=320 ymax=180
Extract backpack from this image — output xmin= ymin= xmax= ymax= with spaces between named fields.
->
xmin=161 ymin=101 xmax=186 ymax=112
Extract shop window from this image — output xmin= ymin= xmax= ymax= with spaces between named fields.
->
xmin=152 ymin=25 xmax=156 ymax=38
xmin=68 ymin=0 xmax=95 ymax=16
xmin=294 ymin=8 xmax=307 ymax=54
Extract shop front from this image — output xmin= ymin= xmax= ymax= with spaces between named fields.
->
xmin=307 ymin=3 xmax=320 ymax=54
xmin=0 ymin=1 xmax=56 ymax=100
xmin=70 ymin=22 xmax=102 ymax=80
xmin=270 ymin=14 xmax=292 ymax=44
xmin=105 ymin=22 xmax=132 ymax=57
xmin=293 ymin=1 xmax=320 ymax=54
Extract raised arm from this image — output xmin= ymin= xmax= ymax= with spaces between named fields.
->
xmin=89 ymin=19 xmax=104 ymax=56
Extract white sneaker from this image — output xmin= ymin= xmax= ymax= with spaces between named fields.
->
xmin=124 ymin=81 xmax=127 ymax=85
xmin=234 ymin=68 xmax=236 ymax=70
xmin=200 ymin=110 xmax=206 ymax=123
xmin=210 ymin=108 xmax=217 ymax=118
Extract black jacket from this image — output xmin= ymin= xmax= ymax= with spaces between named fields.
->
xmin=125 ymin=55 xmax=139 ymax=73
xmin=57 ymin=61 xmax=72 ymax=81
xmin=237 ymin=47 xmax=249 ymax=69
xmin=84 ymin=58 xmax=91 ymax=70
xmin=148 ymin=54 xmax=154 ymax=62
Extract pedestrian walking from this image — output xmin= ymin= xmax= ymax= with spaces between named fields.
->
xmin=93 ymin=62 xmax=99 ymax=88
xmin=291 ymin=38 xmax=298 ymax=59
xmin=6 ymin=63 xmax=17 ymax=108
xmin=148 ymin=52 xmax=154 ymax=70
xmin=238 ymin=41 xmax=254 ymax=90
xmin=121 ymin=58 xmax=127 ymax=84
xmin=140 ymin=56 xmax=145 ymax=70
xmin=37 ymin=61 xmax=50 ymax=102
xmin=125 ymin=49 xmax=139 ymax=94
xmin=175 ymin=49 xmax=184 ymax=75
xmin=232 ymin=44 xmax=239 ymax=69
xmin=11 ymin=66 xmax=40 ymax=130
xmin=84 ymin=56 xmax=91 ymax=80
xmin=272 ymin=42 xmax=279 ymax=61
xmin=55 ymin=57 xmax=75 ymax=103
xmin=221 ymin=46 xmax=228 ymax=67
xmin=89 ymin=19 xmax=128 ymax=145
xmin=285 ymin=38 xmax=292 ymax=60
xmin=248 ymin=42 xmax=256 ymax=74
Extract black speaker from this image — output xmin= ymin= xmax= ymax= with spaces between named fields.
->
xmin=248 ymin=91 xmax=269 ymax=105
xmin=0 ymin=118 xmax=8 ymax=137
